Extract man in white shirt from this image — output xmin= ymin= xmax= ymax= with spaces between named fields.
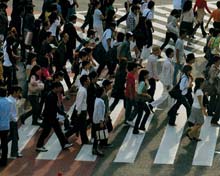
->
xmin=149 ymin=48 xmax=174 ymax=109
xmin=7 ymin=86 xmax=23 ymax=159
xmin=173 ymin=30 xmax=187 ymax=85
xmin=75 ymin=75 xmax=90 ymax=144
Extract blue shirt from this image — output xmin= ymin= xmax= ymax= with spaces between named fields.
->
xmin=0 ymin=97 xmax=12 ymax=131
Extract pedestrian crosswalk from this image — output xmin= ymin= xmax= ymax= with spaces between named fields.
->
xmin=9 ymin=1 xmax=220 ymax=169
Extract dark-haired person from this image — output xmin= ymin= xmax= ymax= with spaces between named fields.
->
xmin=0 ymin=87 xmax=12 ymax=167
xmin=7 ymin=86 xmax=23 ymax=159
xmin=149 ymin=48 xmax=174 ymax=109
xmin=167 ymin=65 xmax=192 ymax=126
xmin=124 ymin=62 xmax=138 ymax=126
xmin=36 ymin=82 xmax=73 ymax=152
xmin=187 ymin=77 xmax=206 ymax=141
xmin=205 ymin=1 xmax=220 ymax=30
xmin=126 ymin=5 xmax=140 ymax=32
xmin=133 ymin=70 xmax=151 ymax=134
xmin=160 ymin=9 xmax=179 ymax=51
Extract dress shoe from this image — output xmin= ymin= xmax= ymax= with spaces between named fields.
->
xmin=133 ymin=130 xmax=140 ymax=134
xmin=36 ymin=146 xmax=48 ymax=152
xmin=92 ymin=149 xmax=104 ymax=156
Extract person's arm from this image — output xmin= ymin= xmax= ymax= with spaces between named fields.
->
xmin=204 ymin=1 xmax=211 ymax=14
xmin=75 ymin=89 xmax=85 ymax=115
xmin=193 ymin=2 xmax=197 ymax=12
xmin=205 ymin=15 xmax=213 ymax=29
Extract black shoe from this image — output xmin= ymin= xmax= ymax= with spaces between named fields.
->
xmin=193 ymin=137 xmax=202 ymax=141
xmin=139 ymin=127 xmax=146 ymax=131
xmin=133 ymin=130 xmax=140 ymax=134
xmin=148 ymin=104 xmax=154 ymax=113
xmin=36 ymin=147 xmax=48 ymax=152
xmin=92 ymin=149 xmax=104 ymax=156
xmin=32 ymin=121 xmax=41 ymax=126
xmin=100 ymin=143 xmax=113 ymax=148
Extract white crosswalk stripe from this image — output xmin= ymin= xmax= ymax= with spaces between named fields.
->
xmin=11 ymin=2 xmax=220 ymax=167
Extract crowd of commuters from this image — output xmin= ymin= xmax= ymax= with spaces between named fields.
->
xmin=0 ymin=0 xmax=220 ymax=168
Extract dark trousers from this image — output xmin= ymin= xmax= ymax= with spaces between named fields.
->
xmin=0 ymin=130 xmax=9 ymax=166
xmin=3 ymin=66 xmax=17 ymax=91
xmin=28 ymin=95 xmax=40 ymax=124
xmin=37 ymin=119 xmax=68 ymax=149
xmin=8 ymin=122 xmax=19 ymax=157
xmin=92 ymin=123 xmax=100 ymax=151
xmin=146 ymin=28 xmax=153 ymax=48
xmin=213 ymin=21 xmax=220 ymax=30
xmin=107 ymin=61 xmax=117 ymax=76
xmin=168 ymin=95 xmax=191 ymax=125
xmin=125 ymin=98 xmax=136 ymax=122
xmin=147 ymin=78 xmax=156 ymax=102
xmin=134 ymin=101 xmax=150 ymax=131
xmin=160 ymin=32 xmax=178 ymax=50
xmin=211 ymin=95 xmax=220 ymax=124
xmin=78 ymin=111 xmax=89 ymax=144
xmin=207 ymin=94 xmax=217 ymax=116
xmin=193 ymin=21 xmax=206 ymax=36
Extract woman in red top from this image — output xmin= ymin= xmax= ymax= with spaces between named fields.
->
xmin=193 ymin=0 xmax=211 ymax=37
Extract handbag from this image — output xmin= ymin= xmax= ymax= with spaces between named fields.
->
xmin=105 ymin=116 xmax=113 ymax=133
xmin=96 ymin=128 xmax=109 ymax=140
xmin=169 ymin=80 xmax=181 ymax=99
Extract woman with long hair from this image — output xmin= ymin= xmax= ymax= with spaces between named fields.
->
xmin=167 ymin=65 xmax=192 ymax=126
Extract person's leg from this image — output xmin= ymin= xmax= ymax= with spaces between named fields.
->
xmin=160 ymin=32 xmax=172 ymax=51
xmin=182 ymin=96 xmax=191 ymax=118
xmin=200 ymin=21 xmax=207 ymax=37
xmin=62 ymin=68 xmax=72 ymax=89
xmin=168 ymin=99 xmax=182 ymax=125
xmin=52 ymin=121 xmax=69 ymax=148
xmin=110 ymin=98 xmax=120 ymax=112
xmin=10 ymin=122 xmax=19 ymax=157
xmin=173 ymin=63 xmax=182 ymax=86
xmin=125 ymin=98 xmax=133 ymax=122
xmin=133 ymin=102 xmax=143 ymax=132
xmin=140 ymin=103 xmax=151 ymax=130
xmin=36 ymin=122 xmax=51 ymax=148
xmin=211 ymin=95 xmax=220 ymax=124
xmin=147 ymin=78 xmax=156 ymax=102
xmin=28 ymin=95 xmax=40 ymax=125
xmin=79 ymin=111 xmax=89 ymax=144
xmin=0 ymin=130 xmax=9 ymax=166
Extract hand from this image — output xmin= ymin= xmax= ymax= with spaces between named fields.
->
xmin=202 ymin=107 xmax=208 ymax=116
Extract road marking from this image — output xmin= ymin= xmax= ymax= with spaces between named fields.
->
xmin=114 ymin=82 xmax=163 ymax=163
xmin=154 ymin=105 xmax=187 ymax=164
xmin=192 ymin=117 xmax=219 ymax=166
xmin=8 ymin=117 xmax=39 ymax=158
xmin=75 ymin=99 xmax=124 ymax=161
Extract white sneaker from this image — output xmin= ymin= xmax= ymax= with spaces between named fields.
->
xmin=63 ymin=143 xmax=73 ymax=150
xmin=36 ymin=147 xmax=48 ymax=152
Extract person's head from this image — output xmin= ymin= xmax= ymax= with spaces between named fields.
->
xmin=213 ymin=56 xmax=220 ymax=66
xmin=126 ymin=32 xmax=133 ymax=41
xmin=80 ymin=75 xmax=90 ymax=88
xmin=51 ymin=82 xmax=63 ymax=93
xmin=26 ymin=52 xmax=37 ymax=65
xmin=63 ymin=33 xmax=69 ymax=43
xmin=194 ymin=77 xmax=205 ymax=93
xmin=102 ymin=79 xmax=112 ymax=91
xmin=179 ymin=30 xmax=187 ymax=39
xmin=131 ymin=5 xmax=139 ymax=15
xmin=209 ymin=28 xmax=215 ymax=36
xmin=152 ymin=45 xmax=161 ymax=56
xmin=29 ymin=65 xmax=41 ymax=81
xmin=87 ymin=29 xmax=96 ymax=38
xmin=212 ymin=28 xmax=220 ymax=37
xmin=8 ymin=85 xmax=22 ymax=99
xmin=117 ymin=32 xmax=125 ymax=42
xmin=82 ymin=60 xmax=90 ymax=70
xmin=89 ymin=71 xmax=98 ymax=83
xmin=186 ymin=53 xmax=196 ymax=65
xmin=148 ymin=1 xmax=155 ymax=10
xmin=69 ymin=15 xmax=77 ymax=23
xmin=182 ymin=65 xmax=192 ymax=76
xmin=217 ymin=1 xmax=220 ymax=9
xmin=170 ymin=9 xmax=179 ymax=18
xmin=127 ymin=62 xmax=138 ymax=73
xmin=138 ymin=70 xmax=149 ymax=83
xmin=94 ymin=0 xmax=101 ymax=8
xmin=182 ymin=0 xmax=192 ymax=12
xmin=96 ymin=87 xmax=104 ymax=98
xmin=79 ymin=50 xmax=88 ymax=60
xmin=165 ymin=48 xmax=174 ymax=58
xmin=0 ymin=87 xmax=7 ymax=97
xmin=45 ymin=31 xmax=53 ymax=42
xmin=53 ymin=71 xmax=64 ymax=82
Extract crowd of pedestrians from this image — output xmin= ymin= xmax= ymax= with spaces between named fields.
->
xmin=0 ymin=0 xmax=220 ymax=168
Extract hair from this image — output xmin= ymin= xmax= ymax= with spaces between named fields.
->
xmin=182 ymin=65 xmax=192 ymax=76
xmin=28 ymin=65 xmax=41 ymax=82
xmin=131 ymin=5 xmax=138 ymax=12
xmin=0 ymin=87 xmax=7 ymax=97
xmin=69 ymin=15 xmax=77 ymax=21
xmin=51 ymin=82 xmax=63 ymax=89
xmin=209 ymin=28 xmax=215 ymax=35
xmin=138 ymin=70 xmax=149 ymax=83
xmin=170 ymin=9 xmax=179 ymax=17
xmin=182 ymin=0 xmax=192 ymax=13
xmin=26 ymin=52 xmax=37 ymax=65
xmin=186 ymin=53 xmax=195 ymax=63
xmin=80 ymin=75 xmax=89 ymax=86
xmin=179 ymin=30 xmax=187 ymax=37
xmin=213 ymin=56 xmax=220 ymax=63
xmin=165 ymin=48 xmax=174 ymax=58
xmin=8 ymin=85 xmax=22 ymax=95
xmin=126 ymin=32 xmax=133 ymax=40
xmin=89 ymin=71 xmax=98 ymax=80
xmin=79 ymin=50 xmax=88 ymax=58
xmin=53 ymin=71 xmax=64 ymax=80
xmin=148 ymin=1 xmax=155 ymax=9
xmin=117 ymin=32 xmax=125 ymax=42
xmin=194 ymin=77 xmax=205 ymax=93
xmin=94 ymin=0 xmax=100 ymax=7
xmin=127 ymin=62 xmax=138 ymax=72
xmin=217 ymin=1 xmax=220 ymax=8
xmin=45 ymin=31 xmax=52 ymax=39
xmin=212 ymin=28 xmax=220 ymax=37
xmin=96 ymin=87 xmax=104 ymax=98
xmin=82 ymin=60 xmax=90 ymax=68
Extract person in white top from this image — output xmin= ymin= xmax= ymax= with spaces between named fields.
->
xmin=93 ymin=1 xmax=105 ymax=41
xmin=92 ymin=87 xmax=105 ymax=156
xmin=75 ymin=75 xmax=90 ymax=144
xmin=7 ymin=86 xmax=23 ymax=159
xmin=187 ymin=77 xmax=207 ymax=141
xmin=150 ymin=48 xmax=174 ymax=109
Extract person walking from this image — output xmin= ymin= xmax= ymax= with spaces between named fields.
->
xmin=205 ymin=1 xmax=220 ymax=30
xmin=0 ymin=87 xmax=12 ymax=167
xmin=36 ymin=82 xmax=73 ymax=152
xmin=167 ymin=65 xmax=192 ymax=126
